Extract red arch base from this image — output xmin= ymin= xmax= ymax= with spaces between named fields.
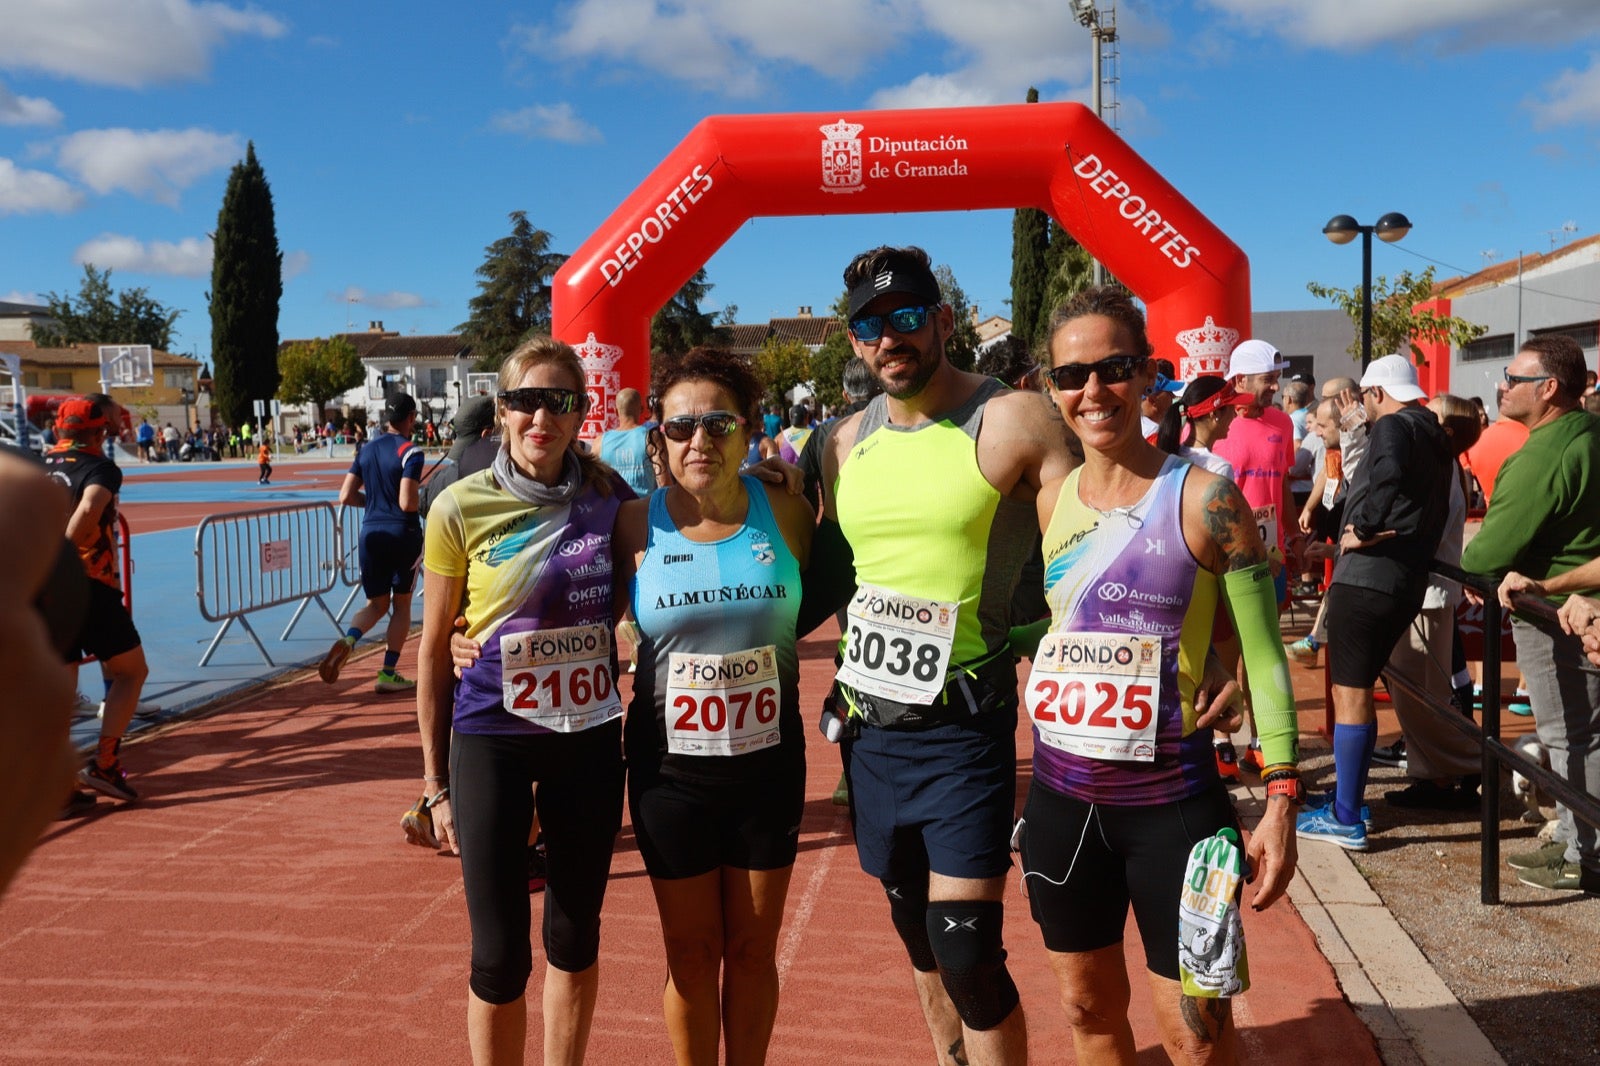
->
xmin=553 ymin=103 xmax=1250 ymax=438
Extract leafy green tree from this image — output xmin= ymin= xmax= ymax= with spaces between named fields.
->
xmin=806 ymin=292 xmax=852 ymax=408
xmin=34 ymin=265 xmax=181 ymax=350
xmin=1034 ymin=219 xmax=1095 ymax=344
xmin=934 ymin=264 xmax=981 ymax=373
xmin=209 ymin=141 xmax=283 ymax=429
xmin=1306 ymin=266 xmax=1487 ymax=364
xmin=754 ymin=337 xmax=812 ymax=409
xmin=716 ymin=303 xmax=740 ymax=327
xmin=458 ymin=211 xmax=567 ymax=372
xmin=651 ymin=268 xmax=718 ymax=356
xmin=277 ymin=336 xmax=362 ymax=422
xmin=1009 ymin=88 xmax=1050 ymax=352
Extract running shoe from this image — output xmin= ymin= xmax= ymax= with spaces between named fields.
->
xmin=1506 ymin=840 xmax=1568 ymax=871
xmin=58 ymin=790 xmax=98 ymax=819
xmin=72 ymin=693 xmax=98 ymax=717
xmin=1303 ymin=790 xmax=1372 ymax=830
xmin=1239 ymin=745 xmax=1266 ymax=775
xmin=319 ymin=637 xmax=354 ymax=684
xmin=1516 ymin=859 xmax=1600 ymax=895
xmin=528 ymin=837 xmax=547 ymax=894
xmin=1507 ymin=693 xmax=1533 ymax=716
xmin=1295 ymin=805 xmax=1369 ymax=851
xmin=1287 ymin=638 xmax=1319 ymax=665
xmin=1370 ymin=738 xmax=1407 ymax=768
xmin=374 ymin=670 xmax=416 ymax=694
xmin=1214 ymin=742 xmax=1241 ymax=781
xmin=79 ymin=758 xmax=137 ymax=802
xmin=400 ymin=796 xmax=440 ymax=849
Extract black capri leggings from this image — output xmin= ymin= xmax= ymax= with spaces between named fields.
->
xmin=451 ymin=720 xmax=625 ymax=1005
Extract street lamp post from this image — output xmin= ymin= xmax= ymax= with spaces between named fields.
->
xmin=1322 ymin=212 xmax=1413 ymax=370
xmin=1073 ymin=0 xmax=1117 ymax=287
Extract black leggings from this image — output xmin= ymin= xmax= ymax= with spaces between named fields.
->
xmin=451 ymin=721 xmax=625 ymax=1004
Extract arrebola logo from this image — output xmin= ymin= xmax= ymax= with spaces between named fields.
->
xmin=1098 ymin=581 xmax=1129 ymax=602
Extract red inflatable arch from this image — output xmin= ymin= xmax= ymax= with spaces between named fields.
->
xmin=552 ymin=102 xmax=1250 ymax=438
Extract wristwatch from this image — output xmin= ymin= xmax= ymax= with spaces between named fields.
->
xmin=1264 ymin=773 xmax=1305 ymax=805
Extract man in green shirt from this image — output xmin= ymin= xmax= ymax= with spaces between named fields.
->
xmin=1462 ymin=334 xmax=1600 ymax=897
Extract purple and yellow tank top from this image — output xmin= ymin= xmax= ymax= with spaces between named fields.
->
xmin=1034 ymin=454 xmax=1220 ymax=804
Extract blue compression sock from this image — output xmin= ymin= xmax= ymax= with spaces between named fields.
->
xmin=382 ymin=650 xmax=400 ymax=671
xmin=344 ymin=627 xmax=362 ymax=642
xmin=1333 ymin=722 xmax=1377 ymax=826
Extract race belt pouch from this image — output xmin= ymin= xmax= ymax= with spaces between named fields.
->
xmin=841 ymin=653 xmax=1017 ymax=730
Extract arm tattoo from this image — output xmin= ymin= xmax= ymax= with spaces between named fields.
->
xmin=1201 ymin=476 xmax=1268 ymax=571
xmin=1180 ymin=994 xmax=1230 ymax=1044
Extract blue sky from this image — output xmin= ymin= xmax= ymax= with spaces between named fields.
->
xmin=4 ymin=0 xmax=1600 ymax=364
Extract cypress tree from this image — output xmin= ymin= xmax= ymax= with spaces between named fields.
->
xmin=1009 ymin=87 xmax=1050 ymax=353
xmin=210 ymin=141 xmax=282 ymax=429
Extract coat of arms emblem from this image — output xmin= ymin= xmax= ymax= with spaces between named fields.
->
xmin=820 ymin=119 xmax=865 ymax=194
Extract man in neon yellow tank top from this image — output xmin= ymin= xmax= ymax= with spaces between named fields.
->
xmin=811 ymin=245 xmax=1077 ymax=1065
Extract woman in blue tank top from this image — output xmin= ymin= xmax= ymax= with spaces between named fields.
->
xmin=613 ymin=347 xmax=814 ymax=1065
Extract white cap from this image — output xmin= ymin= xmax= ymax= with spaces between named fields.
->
xmin=1226 ymin=339 xmax=1290 ymax=378
xmin=1359 ymin=354 xmax=1427 ymax=403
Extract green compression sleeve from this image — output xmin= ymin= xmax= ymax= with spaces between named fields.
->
xmin=1007 ymin=617 xmax=1052 ymax=661
xmin=1220 ymin=564 xmax=1298 ymax=768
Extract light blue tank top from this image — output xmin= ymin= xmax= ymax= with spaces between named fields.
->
xmin=627 ymin=476 xmax=803 ymax=781
xmin=599 ymin=424 xmax=655 ymax=497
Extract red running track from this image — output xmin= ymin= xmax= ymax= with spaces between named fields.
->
xmin=1 ymin=626 xmax=1376 ymax=1064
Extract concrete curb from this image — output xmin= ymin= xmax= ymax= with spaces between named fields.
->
xmin=1233 ymin=782 xmax=1505 ymax=1066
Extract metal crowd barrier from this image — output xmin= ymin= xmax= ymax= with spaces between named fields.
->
xmin=1380 ymin=560 xmax=1600 ymax=905
xmin=194 ymin=501 xmax=343 ymax=667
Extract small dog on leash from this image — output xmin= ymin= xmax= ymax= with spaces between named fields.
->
xmin=1510 ymin=734 xmax=1559 ymax=838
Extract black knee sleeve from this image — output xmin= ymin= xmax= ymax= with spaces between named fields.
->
xmin=881 ymin=877 xmax=938 ymax=972
xmin=925 ymin=899 xmax=1019 ymax=1031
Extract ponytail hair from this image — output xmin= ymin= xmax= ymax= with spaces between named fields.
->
xmin=1156 ymin=375 xmax=1233 ymax=455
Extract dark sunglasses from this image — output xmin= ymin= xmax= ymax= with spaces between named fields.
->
xmin=1503 ymin=370 xmax=1552 ymax=386
xmin=498 ymin=387 xmax=582 ymax=415
xmin=1043 ymin=354 xmax=1146 ymax=392
xmin=849 ymin=304 xmax=931 ymax=343
xmin=659 ymin=411 xmax=747 ymax=441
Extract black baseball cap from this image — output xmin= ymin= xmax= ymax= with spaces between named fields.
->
xmin=383 ymin=391 xmax=418 ymax=426
xmin=846 ymin=257 xmax=943 ymax=320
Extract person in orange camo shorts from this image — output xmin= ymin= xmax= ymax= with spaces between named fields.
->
xmin=257 ymin=440 xmax=272 ymax=484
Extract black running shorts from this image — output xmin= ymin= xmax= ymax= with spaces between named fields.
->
xmin=628 ymin=756 xmax=806 ymax=880
xmin=358 ymin=526 xmax=423 ymax=598
xmin=1019 ymin=780 xmax=1238 ymax=981
xmin=68 ymin=580 xmax=141 ymax=663
xmin=1325 ymin=581 xmax=1423 ymax=689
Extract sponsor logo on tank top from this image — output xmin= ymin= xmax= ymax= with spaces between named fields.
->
xmin=662 ymin=552 xmax=694 ymax=565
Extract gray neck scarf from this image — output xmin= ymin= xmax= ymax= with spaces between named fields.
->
xmin=492 ymin=445 xmax=583 ymax=507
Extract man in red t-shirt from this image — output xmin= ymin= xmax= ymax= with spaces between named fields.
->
xmin=1215 ymin=339 xmax=1296 ymax=575
xmin=1213 ymin=339 xmax=1297 ymax=774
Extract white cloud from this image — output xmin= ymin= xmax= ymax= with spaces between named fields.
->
xmin=55 ymin=128 xmax=242 ymax=206
xmin=521 ymin=0 xmax=965 ymax=97
xmin=334 ymin=286 xmax=433 ymax=310
xmin=73 ymin=233 xmax=214 ymax=277
xmin=0 ymin=158 xmax=83 ymax=214
xmin=1530 ymin=55 xmax=1600 ymax=128
xmin=283 ymin=250 xmax=312 ymax=280
xmin=0 ymin=80 xmax=62 ymax=126
xmin=0 ymin=0 xmax=287 ymax=88
xmin=1201 ymin=0 xmax=1600 ymax=50
xmin=488 ymin=103 xmax=603 ymax=144
xmin=524 ymin=0 xmax=1115 ymax=108
xmin=1 ymin=290 xmax=45 ymax=307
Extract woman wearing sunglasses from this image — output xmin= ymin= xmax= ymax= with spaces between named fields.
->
xmin=416 ymin=336 xmax=632 ymax=1065
xmin=612 ymin=346 xmax=814 ymax=1065
xmin=1021 ymin=288 xmax=1300 ymax=1063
